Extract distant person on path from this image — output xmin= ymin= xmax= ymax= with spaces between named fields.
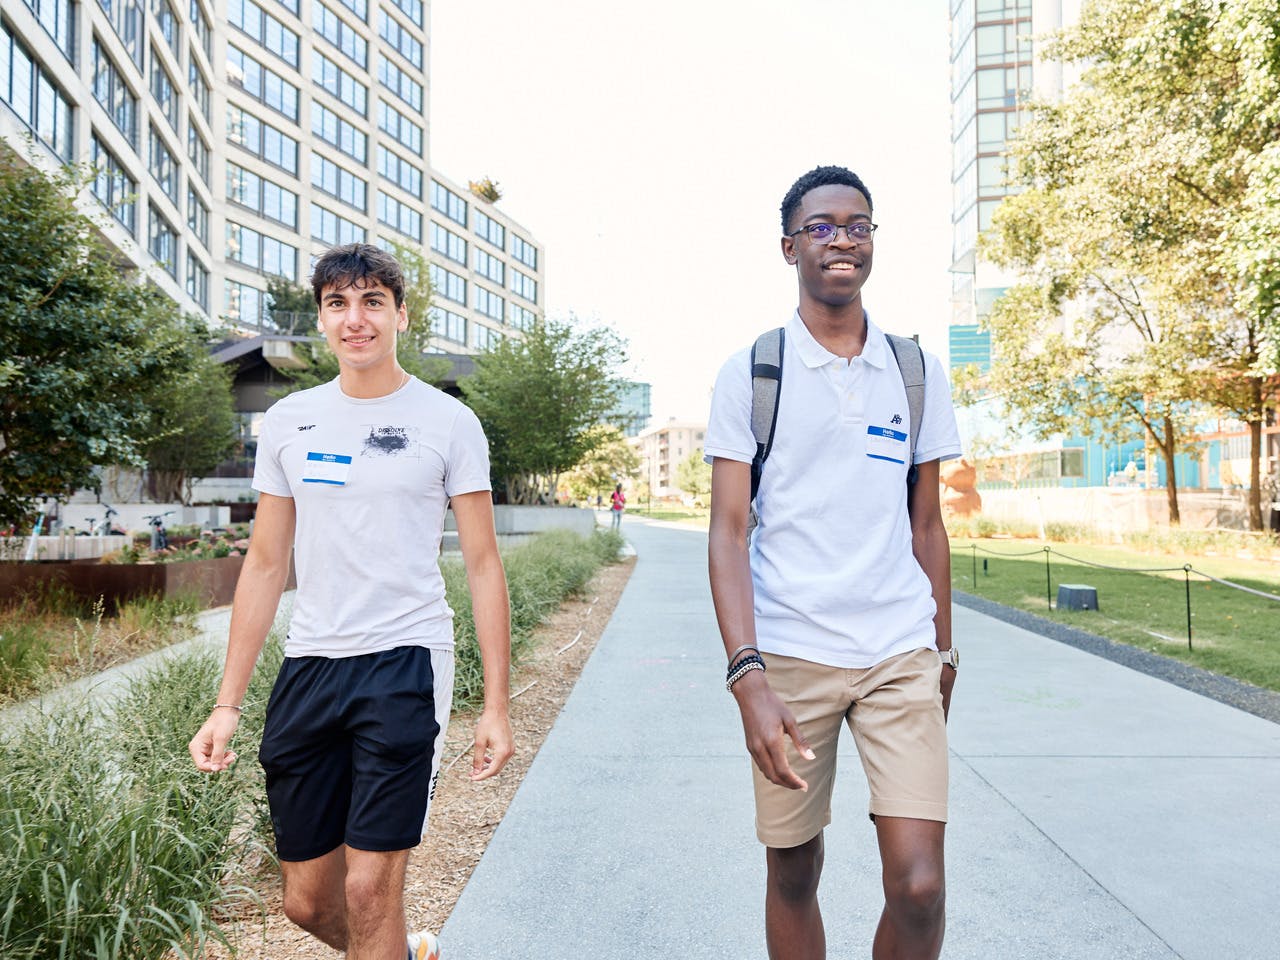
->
xmin=705 ymin=166 xmax=961 ymax=960
xmin=189 ymin=243 xmax=514 ymax=960
xmin=610 ymin=483 xmax=626 ymax=529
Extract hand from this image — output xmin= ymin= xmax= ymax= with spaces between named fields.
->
xmin=733 ymin=671 xmax=814 ymax=791
xmin=469 ymin=706 xmax=514 ymax=781
xmin=189 ymin=708 xmax=241 ymax=773
xmin=940 ymin=666 xmax=956 ymax=722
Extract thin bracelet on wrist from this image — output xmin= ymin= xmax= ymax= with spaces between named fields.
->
xmin=214 ymin=703 xmax=243 ymax=713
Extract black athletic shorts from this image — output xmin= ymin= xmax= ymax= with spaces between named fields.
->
xmin=258 ymin=645 xmax=454 ymax=862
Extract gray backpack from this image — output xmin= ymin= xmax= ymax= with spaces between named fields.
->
xmin=748 ymin=325 xmax=925 ymax=528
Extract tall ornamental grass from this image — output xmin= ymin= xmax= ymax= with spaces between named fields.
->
xmin=446 ymin=528 xmax=623 ymax=708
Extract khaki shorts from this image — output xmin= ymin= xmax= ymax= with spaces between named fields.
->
xmin=752 ymin=647 xmax=948 ymax=848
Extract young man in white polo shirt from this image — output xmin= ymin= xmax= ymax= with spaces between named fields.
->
xmin=706 ymin=166 xmax=961 ymax=960
xmin=189 ymin=244 xmax=514 ymax=960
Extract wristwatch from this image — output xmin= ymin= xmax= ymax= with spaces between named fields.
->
xmin=938 ymin=648 xmax=959 ymax=670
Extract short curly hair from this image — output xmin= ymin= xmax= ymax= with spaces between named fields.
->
xmin=310 ymin=243 xmax=406 ymax=309
xmin=780 ymin=166 xmax=873 ymax=234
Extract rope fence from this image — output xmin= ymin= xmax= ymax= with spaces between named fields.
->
xmin=961 ymin=542 xmax=1280 ymax=651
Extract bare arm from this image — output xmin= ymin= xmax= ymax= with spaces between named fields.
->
xmin=708 ymin=458 xmax=813 ymax=791
xmin=451 ymin=489 xmax=514 ymax=781
xmin=908 ymin=459 xmax=955 ymax=719
xmin=189 ymin=493 xmax=296 ymax=772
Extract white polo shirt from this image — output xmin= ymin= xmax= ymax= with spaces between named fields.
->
xmin=704 ymin=311 xmax=961 ymax=668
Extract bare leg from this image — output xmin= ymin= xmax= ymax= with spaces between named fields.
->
xmin=871 ymin=817 xmax=945 ymax=960
xmin=280 ymin=846 xmax=349 ymax=950
xmin=765 ymin=832 xmax=825 ymax=960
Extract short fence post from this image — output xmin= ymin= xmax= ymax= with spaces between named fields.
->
xmin=1044 ymin=546 xmax=1052 ymax=611
xmin=1184 ymin=564 xmax=1193 ymax=651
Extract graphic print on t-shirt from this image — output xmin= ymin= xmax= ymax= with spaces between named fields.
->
xmin=361 ymin=424 xmax=421 ymax=458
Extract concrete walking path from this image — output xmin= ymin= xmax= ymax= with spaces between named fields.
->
xmin=443 ymin=518 xmax=1280 ymax=959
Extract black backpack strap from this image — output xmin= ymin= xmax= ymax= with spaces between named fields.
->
xmin=885 ymin=333 xmax=926 ymax=486
xmin=749 ymin=326 xmax=784 ymax=515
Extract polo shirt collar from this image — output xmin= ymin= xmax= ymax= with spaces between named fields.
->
xmin=786 ymin=310 xmax=890 ymax=369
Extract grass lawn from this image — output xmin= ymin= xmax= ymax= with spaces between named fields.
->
xmin=634 ymin=506 xmax=710 ymax=526
xmin=952 ymin=539 xmax=1280 ymax=692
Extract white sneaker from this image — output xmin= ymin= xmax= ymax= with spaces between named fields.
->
xmin=407 ymin=929 xmax=441 ymax=960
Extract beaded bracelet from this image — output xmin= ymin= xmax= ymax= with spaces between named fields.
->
xmin=725 ymin=651 xmax=764 ymax=680
xmin=726 ymin=660 xmax=765 ymax=692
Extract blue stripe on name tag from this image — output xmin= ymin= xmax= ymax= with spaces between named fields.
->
xmin=302 ymin=477 xmax=345 ymax=484
xmin=306 ymin=452 xmax=352 ymax=464
xmin=867 ymin=453 xmax=906 ymax=465
xmin=866 ymin=426 xmax=908 ymax=442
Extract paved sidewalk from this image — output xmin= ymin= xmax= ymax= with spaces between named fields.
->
xmin=444 ymin=518 xmax=1280 ymax=959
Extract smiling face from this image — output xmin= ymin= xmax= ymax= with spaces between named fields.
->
xmin=780 ymin=183 xmax=875 ymax=313
xmin=317 ymin=277 xmax=408 ymax=373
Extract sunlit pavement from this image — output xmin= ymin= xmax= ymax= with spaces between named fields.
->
xmin=444 ymin=516 xmax=1280 ymax=960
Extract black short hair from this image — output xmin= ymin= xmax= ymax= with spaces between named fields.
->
xmin=310 ymin=243 xmax=406 ymax=308
xmin=780 ymin=166 xmax=873 ymax=234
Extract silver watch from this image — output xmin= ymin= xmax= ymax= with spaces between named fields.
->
xmin=938 ymin=648 xmax=959 ymax=670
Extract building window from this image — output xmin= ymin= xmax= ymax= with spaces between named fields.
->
xmin=428 ymin=306 xmax=466 ymax=345
xmin=428 ymin=263 xmax=466 ymax=305
xmin=313 ymin=49 xmax=367 ymax=115
xmin=91 ymin=39 xmax=137 ymax=147
xmin=5 ymin=53 xmax=72 ymax=163
xmin=376 ymin=191 xmax=421 ymax=241
xmin=311 ymin=152 xmax=367 ymax=211
xmin=187 ymin=121 xmax=209 ymax=184
xmin=227 ymin=44 xmax=299 ymax=120
xmin=25 ymin=0 xmax=74 ymax=61
xmin=429 ymin=222 xmax=466 ymax=265
xmin=90 ymin=136 xmax=137 ymax=234
xmin=311 ymin=101 xmax=367 ymax=163
xmin=227 ymin=161 xmax=299 ymax=227
xmin=378 ymin=145 xmax=421 ymax=198
xmin=149 ymin=204 xmax=178 ymax=276
xmin=377 ymin=99 xmax=421 ymax=154
xmin=97 ymin=0 xmax=143 ymax=66
xmin=511 ymin=233 xmax=538 ymax=270
xmin=186 ymin=250 xmax=209 ymax=308
xmin=976 ymin=0 xmax=1031 ymax=24
xmin=149 ymin=125 xmax=179 ymax=203
xmin=149 ymin=48 xmax=179 ymax=131
xmin=152 ymin=0 xmax=180 ymax=57
xmin=226 ymin=220 xmax=298 ymax=279
xmin=510 ymin=268 xmax=537 ymax=304
xmin=189 ymin=56 xmax=210 ymax=120
xmin=975 ymin=64 xmax=1031 ymax=110
xmin=472 ymin=323 xmax=501 ymax=351
xmin=334 ymin=0 xmax=366 ymax=21
xmin=274 ymin=0 xmax=298 ymax=12
xmin=378 ymin=9 xmax=423 ymax=67
xmin=227 ymin=104 xmax=298 ymax=174
xmin=313 ymin=0 xmax=367 ymax=68
xmin=474 ymin=209 xmax=505 ymax=248
xmin=474 ymin=248 xmax=504 ymax=286
xmin=310 ymin=202 xmax=366 ymax=245
xmin=224 ymin=279 xmax=268 ymax=324
xmin=229 ymin=0 xmax=299 ymax=67
xmin=187 ymin=184 xmax=209 ymax=247
xmin=507 ymin=302 xmax=535 ymax=332
xmin=386 ymin=0 xmax=421 ymax=29
xmin=429 ymin=180 xmax=467 ymax=226
xmin=377 ymin=57 xmax=422 ymax=111
xmin=190 ymin=0 xmax=211 ymax=58
xmin=473 ymin=285 xmax=504 ymax=322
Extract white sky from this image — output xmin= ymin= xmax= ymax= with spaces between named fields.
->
xmin=429 ymin=0 xmax=954 ymax=424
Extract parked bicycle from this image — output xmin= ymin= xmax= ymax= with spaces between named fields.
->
xmin=142 ymin=511 xmax=174 ymax=551
xmin=81 ymin=503 xmax=124 ymax=536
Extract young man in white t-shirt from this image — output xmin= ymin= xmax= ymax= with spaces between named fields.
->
xmin=706 ymin=166 xmax=961 ymax=960
xmin=190 ymin=243 xmax=513 ymax=960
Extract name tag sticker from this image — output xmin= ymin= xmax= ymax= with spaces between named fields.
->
xmin=866 ymin=426 xmax=908 ymax=465
xmin=302 ymin=452 xmax=352 ymax=486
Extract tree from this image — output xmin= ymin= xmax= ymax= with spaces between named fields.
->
xmin=0 ymin=146 xmax=193 ymax=530
xmin=143 ymin=322 xmax=239 ymax=503
xmin=675 ymin=448 xmax=712 ymax=504
xmin=563 ymin=425 xmax=640 ymax=503
xmin=977 ymin=0 xmax=1280 ymax=526
xmin=461 ymin=316 xmax=627 ymax=504
xmin=266 ymin=276 xmax=314 ymax=334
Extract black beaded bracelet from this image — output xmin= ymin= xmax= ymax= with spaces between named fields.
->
xmin=725 ymin=652 xmax=765 ymax=683
xmin=726 ymin=660 xmax=765 ymax=692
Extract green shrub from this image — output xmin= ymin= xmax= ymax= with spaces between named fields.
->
xmin=447 ymin=528 xmax=623 ymax=709
xmin=0 ymin=622 xmax=52 ymax=693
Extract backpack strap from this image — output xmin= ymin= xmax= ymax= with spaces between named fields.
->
xmin=748 ymin=327 xmax=784 ymax=527
xmin=884 ymin=333 xmax=926 ymax=486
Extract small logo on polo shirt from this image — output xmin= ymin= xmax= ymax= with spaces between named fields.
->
xmin=297 ymin=424 xmax=316 ymax=431
xmin=890 ymin=414 xmax=902 ymax=425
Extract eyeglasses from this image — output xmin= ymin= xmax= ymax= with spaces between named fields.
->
xmin=788 ymin=221 xmax=879 ymax=245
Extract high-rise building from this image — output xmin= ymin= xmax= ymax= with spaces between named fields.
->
xmin=947 ymin=0 xmax=1080 ymax=372
xmin=0 ymin=0 xmax=543 ymax=352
